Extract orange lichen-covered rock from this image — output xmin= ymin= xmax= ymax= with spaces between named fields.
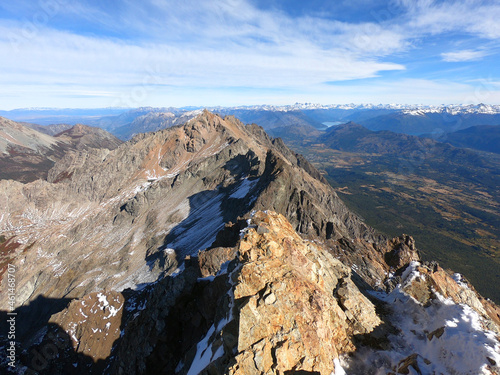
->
xmin=226 ymin=211 xmax=381 ymax=374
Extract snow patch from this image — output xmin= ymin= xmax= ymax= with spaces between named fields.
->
xmin=334 ymin=358 xmax=347 ymax=375
xmin=453 ymin=273 xmax=469 ymax=289
xmin=186 ymin=324 xmax=218 ymax=375
xmin=229 ymin=178 xmax=258 ymax=199
xmin=345 ymin=283 xmax=500 ymax=374
xmin=400 ymin=261 xmax=422 ymax=287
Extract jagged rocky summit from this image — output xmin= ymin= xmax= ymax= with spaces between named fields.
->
xmin=0 ymin=111 xmax=499 ymax=374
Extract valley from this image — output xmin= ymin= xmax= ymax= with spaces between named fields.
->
xmin=285 ymin=124 xmax=500 ymax=303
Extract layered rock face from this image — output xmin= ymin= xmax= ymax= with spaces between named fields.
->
xmin=1 ymin=111 xmax=499 ymax=375
xmin=16 ymin=211 xmax=498 ymax=375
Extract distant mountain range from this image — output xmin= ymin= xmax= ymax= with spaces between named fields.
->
xmin=2 ymin=103 xmax=500 ymax=141
xmin=423 ymin=125 xmax=500 ymax=154
xmin=0 ymin=117 xmax=122 ymax=182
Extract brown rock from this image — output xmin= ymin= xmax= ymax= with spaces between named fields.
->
xmin=384 ymin=234 xmax=420 ymax=270
xmin=198 ymin=247 xmax=238 ymax=277
xmin=427 ymin=326 xmax=445 ymax=341
xmin=49 ymin=291 xmax=124 ymax=361
xmin=395 ymin=353 xmax=430 ymax=374
xmin=224 ymin=211 xmax=381 ymax=375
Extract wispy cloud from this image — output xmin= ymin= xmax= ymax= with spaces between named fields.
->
xmin=0 ymin=0 xmax=499 ymax=108
xmin=0 ymin=0 xmax=408 ymax=108
xmin=397 ymin=0 xmax=500 ymax=39
xmin=441 ymin=50 xmax=488 ymax=62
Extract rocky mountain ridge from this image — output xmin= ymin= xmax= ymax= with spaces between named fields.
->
xmin=1 ymin=111 xmax=380 ymax=308
xmin=0 ymin=111 xmax=499 ymax=374
xmin=0 ymin=117 xmax=122 ymax=182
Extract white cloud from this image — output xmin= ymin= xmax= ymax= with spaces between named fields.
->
xmin=441 ymin=49 xmax=488 ymax=62
xmin=398 ymin=0 xmax=500 ymax=39
xmin=0 ymin=0 xmax=500 ymax=108
xmin=0 ymin=0 xmax=410 ymax=109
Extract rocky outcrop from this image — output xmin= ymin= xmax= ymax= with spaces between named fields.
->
xmin=223 ymin=211 xmax=381 ymax=374
xmin=53 ymin=124 xmax=123 ymax=151
xmin=384 ymin=234 xmax=419 ymax=269
xmin=96 ymin=211 xmax=383 ymax=375
xmin=401 ymin=262 xmax=500 ymax=334
xmin=198 ymin=247 xmax=237 ymax=278
xmin=49 ymin=291 xmax=125 ymax=361
xmin=6 ymin=209 xmax=500 ymax=374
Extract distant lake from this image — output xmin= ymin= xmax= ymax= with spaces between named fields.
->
xmin=322 ymin=121 xmax=343 ymax=127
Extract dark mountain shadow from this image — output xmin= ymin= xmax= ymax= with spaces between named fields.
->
xmin=0 ymin=295 xmax=100 ymax=374
xmin=0 ymin=295 xmax=71 ymax=343
xmin=152 ymin=153 xmax=262 ymax=267
xmin=144 ymin=264 xmax=232 ymax=374
xmin=18 ymin=323 xmax=97 ymax=374
xmin=0 ymin=256 xmax=227 ymax=374
xmin=1 ymin=309 xmax=124 ymax=374
xmin=0 ymin=264 xmax=197 ymax=374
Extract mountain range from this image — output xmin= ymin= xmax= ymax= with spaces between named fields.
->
xmin=0 ymin=117 xmax=122 ymax=182
xmin=0 ymin=111 xmax=499 ymax=374
xmin=424 ymin=125 xmax=500 ymax=154
xmin=3 ymin=103 xmax=500 ymax=141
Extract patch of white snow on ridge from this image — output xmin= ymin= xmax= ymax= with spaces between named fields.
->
xmin=400 ymin=261 xmax=422 ymax=288
xmin=97 ymin=293 xmax=109 ymax=309
xmin=453 ymin=273 xmax=469 ymax=289
xmin=186 ymin=324 xmax=218 ymax=375
xmin=344 ymin=282 xmax=500 ymax=374
xmin=334 ymin=358 xmax=347 ymax=375
xmin=229 ymin=178 xmax=258 ymax=199
xmin=105 ymin=304 xmax=121 ymax=319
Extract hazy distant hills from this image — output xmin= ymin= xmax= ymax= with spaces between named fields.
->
xmin=428 ymin=125 xmax=500 ymax=154
xmin=4 ymin=103 xmax=500 ymax=142
xmin=24 ymin=123 xmax=73 ymax=136
xmin=319 ymin=121 xmax=429 ymax=154
xmin=359 ymin=111 xmax=500 ymax=135
xmin=214 ymin=108 xmax=325 ymax=129
xmin=318 ymin=122 xmax=496 ymax=191
xmin=110 ymin=109 xmax=203 ymax=139
xmin=0 ymin=108 xmax=127 ymax=125
xmin=321 ymin=122 xmax=494 ymax=163
xmin=0 ymin=117 xmax=122 ymax=182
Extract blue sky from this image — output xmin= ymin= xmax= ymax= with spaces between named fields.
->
xmin=0 ymin=0 xmax=499 ymax=109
